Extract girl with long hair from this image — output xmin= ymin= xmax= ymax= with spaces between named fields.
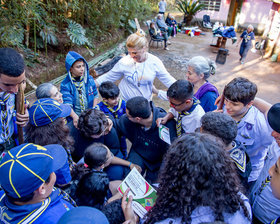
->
xmin=145 ymin=133 xmax=251 ymax=224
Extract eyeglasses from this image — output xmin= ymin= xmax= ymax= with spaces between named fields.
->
xmin=170 ymin=101 xmax=185 ymax=107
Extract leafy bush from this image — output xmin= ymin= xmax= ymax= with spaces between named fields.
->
xmin=176 ymin=0 xmax=205 ymax=25
xmin=66 ymin=19 xmax=93 ymax=48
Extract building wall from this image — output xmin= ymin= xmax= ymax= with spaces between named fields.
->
xmin=195 ymin=0 xmax=273 ymax=33
xmin=196 ymin=0 xmax=230 ymax=24
xmin=239 ymin=0 xmax=273 ymax=32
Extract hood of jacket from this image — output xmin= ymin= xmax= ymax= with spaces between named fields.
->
xmin=65 ymin=51 xmax=90 ymax=83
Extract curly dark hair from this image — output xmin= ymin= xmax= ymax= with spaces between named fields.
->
xmin=145 ymin=133 xmax=250 ymax=223
xmin=78 ymin=109 xmax=108 ymax=137
xmin=224 ymin=77 xmax=257 ymax=106
xmin=102 ymin=199 xmax=125 ymax=224
xmin=25 ymin=118 xmax=74 ymax=156
xmin=201 ymin=112 xmax=237 ymax=145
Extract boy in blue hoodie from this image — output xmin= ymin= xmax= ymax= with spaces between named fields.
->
xmin=61 ymin=51 xmax=98 ymax=116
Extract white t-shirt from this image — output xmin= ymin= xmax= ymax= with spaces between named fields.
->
xmin=96 ymin=53 xmax=176 ymax=102
xmin=169 ymin=104 xmax=205 ymax=133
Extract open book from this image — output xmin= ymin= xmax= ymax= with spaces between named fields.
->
xmin=118 ymin=167 xmax=157 ymax=218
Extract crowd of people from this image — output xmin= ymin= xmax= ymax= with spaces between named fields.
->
xmin=0 ymin=9 xmax=278 ymax=224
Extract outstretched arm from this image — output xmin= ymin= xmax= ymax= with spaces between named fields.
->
xmin=253 ymin=97 xmax=272 ymax=118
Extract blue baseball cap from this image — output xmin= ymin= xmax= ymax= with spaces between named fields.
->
xmin=0 ymin=143 xmax=67 ymax=199
xmin=29 ymin=98 xmax=71 ymax=126
xmin=58 ymin=206 xmax=109 ymax=224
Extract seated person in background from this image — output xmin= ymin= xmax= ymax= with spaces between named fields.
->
xmin=0 ymin=143 xmax=76 ymax=223
xmin=95 ymin=81 xmax=127 ymax=158
xmin=61 ymin=51 xmax=98 ymax=116
xmin=156 ymin=14 xmax=172 ymax=37
xmin=145 ymin=133 xmax=252 ymax=223
xmin=71 ymin=109 xmax=139 ymax=181
xmin=116 ymin=96 xmax=177 ymax=184
xmin=25 ymin=98 xmax=74 ymax=186
xmin=200 ymin=112 xmax=252 ymax=192
xmin=165 ymin=14 xmax=177 ymax=36
xmin=149 ymin=22 xmax=169 ymax=51
xmin=157 ymin=79 xmax=205 ymax=136
xmin=186 ymin=56 xmax=219 ymax=112
xmin=222 ymin=77 xmax=273 ymax=184
xmin=249 ymin=102 xmax=280 ymax=224
xmin=36 ymin=82 xmax=79 ymax=127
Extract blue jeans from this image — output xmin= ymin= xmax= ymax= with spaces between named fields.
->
xmin=239 ymin=43 xmax=251 ymax=61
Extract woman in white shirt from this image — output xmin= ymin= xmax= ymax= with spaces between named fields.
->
xmin=96 ymin=30 xmax=176 ymax=102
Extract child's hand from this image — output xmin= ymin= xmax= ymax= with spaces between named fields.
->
xmin=122 ymin=188 xmax=137 ymax=224
xmin=71 ymin=111 xmax=79 ymax=128
xmin=156 ymin=117 xmax=168 ymax=127
xmin=214 ymin=95 xmax=222 ymax=106
xmin=212 ymin=109 xmax=223 ymax=113
xmin=130 ymin=163 xmax=142 ymax=173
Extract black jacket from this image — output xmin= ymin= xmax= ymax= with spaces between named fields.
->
xmin=116 ymin=102 xmax=176 ymax=170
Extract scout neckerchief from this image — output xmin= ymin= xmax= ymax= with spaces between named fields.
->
xmin=270 ymin=217 xmax=280 ymax=224
xmin=71 ymin=75 xmax=85 ymax=111
xmin=0 ymin=188 xmax=77 ymax=224
xmin=0 ymin=93 xmax=11 ymax=141
xmin=256 ymin=175 xmax=271 ymax=196
xmin=65 ymin=148 xmax=75 ymax=170
xmin=176 ymin=97 xmax=200 ymax=137
xmin=102 ymin=98 xmax=123 ymax=119
xmin=229 ymin=141 xmax=246 ymax=173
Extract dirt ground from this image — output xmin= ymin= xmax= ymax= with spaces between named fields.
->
xmin=150 ymin=30 xmax=280 ymax=110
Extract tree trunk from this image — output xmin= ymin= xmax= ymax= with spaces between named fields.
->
xmin=183 ymin=14 xmax=194 ymax=26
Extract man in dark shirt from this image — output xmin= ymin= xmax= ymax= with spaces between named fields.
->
xmin=116 ymin=96 xmax=177 ymax=183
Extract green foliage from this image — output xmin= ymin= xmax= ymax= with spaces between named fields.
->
xmin=176 ymin=0 xmax=205 ymax=15
xmin=66 ymin=20 xmax=93 ymax=48
xmin=176 ymin=0 xmax=205 ymax=25
xmin=0 ymin=0 xmax=152 ymax=63
xmin=0 ymin=24 xmax=24 ymax=48
xmin=39 ymin=25 xmax=58 ymax=46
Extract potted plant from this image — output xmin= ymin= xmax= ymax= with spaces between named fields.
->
xmin=176 ymin=0 xmax=205 ymax=26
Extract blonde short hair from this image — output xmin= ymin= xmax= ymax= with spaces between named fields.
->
xmin=126 ymin=30 xmax=148 ymax=50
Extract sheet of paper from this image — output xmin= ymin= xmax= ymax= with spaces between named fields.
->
xmin=117 ymin=168 xmax=157 ymax=218
xmin=159 ymin=124 xmax=171 ymax=145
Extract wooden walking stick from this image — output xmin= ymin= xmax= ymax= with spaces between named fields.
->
xmin=15 ymin=83 xmax=25 ymax=144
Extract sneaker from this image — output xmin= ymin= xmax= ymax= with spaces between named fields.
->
xmin=241 ymin=60 xmax=244 ymax=64
xmin=167 ymin=41 xmax=171 ymax=45
xmin=164 ymin=47 xmax=169 ymax=50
